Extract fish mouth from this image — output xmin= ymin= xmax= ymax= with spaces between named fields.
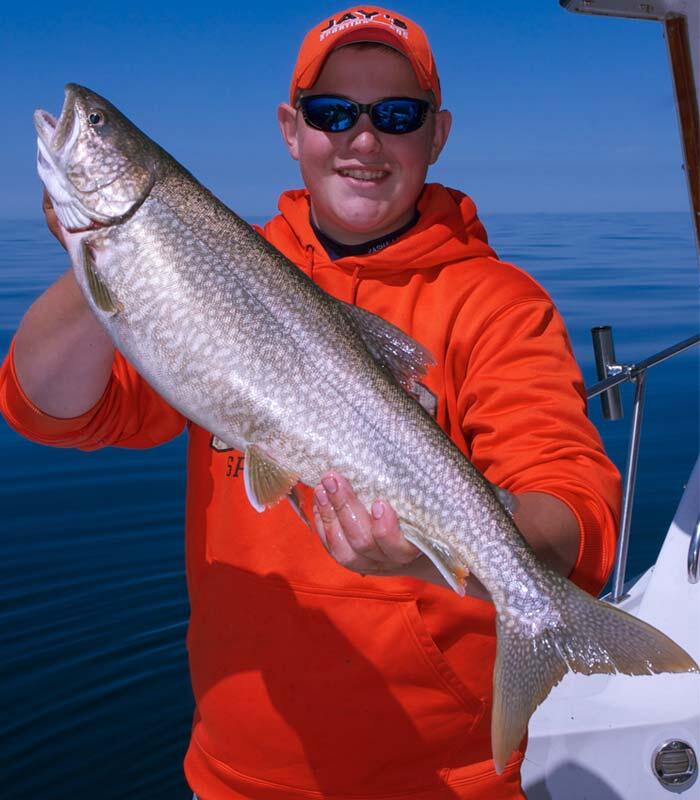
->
xmin=34 ymin=109 xmax=60 ymax=176
xmin=34 ymin=85 xmax=97 ymax=232
xmin=33 ymin=109 xmax=58 ymax=148
xmin=34 ymin=84 xmax=80 ymax=153
xmin=34 ymin=83 xmax=80 ymax=159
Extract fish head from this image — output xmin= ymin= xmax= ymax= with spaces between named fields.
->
xmin=34 ymin=84 xmax=158 ymax=231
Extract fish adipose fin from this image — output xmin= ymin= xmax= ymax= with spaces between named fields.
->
xmin=491 ymin=579 xmax=700 ymax=773
xmin=400 ymin=520 xmax=469 ymax=596
xmin=244 ymin=445 xmax=299 ymax=512
xmin=341 ymin=303 xmax=435 ymax=394
xmin=82 ymin=242 xmax=120 ymax=314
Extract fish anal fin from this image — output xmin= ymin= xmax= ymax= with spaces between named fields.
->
xmin=399 ymin=520 xmax=469 ymax=596
xmin=341 ymin=303 xmax=435 ymax=394
xmin=244 ymin=445 xmax=299 ymax=512
xmin=82 ymin=241 xmax=120 ymax=314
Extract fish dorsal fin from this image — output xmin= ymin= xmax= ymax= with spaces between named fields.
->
xmin=341 ymin=303 xmax=435 ymax=394
xmin=82 ymin=242 xmax=120 ymax=314
xmin=244 ymin=445 xmax=299 ymax=512
xmin=399 ymin=519 xmax=469 ymax=596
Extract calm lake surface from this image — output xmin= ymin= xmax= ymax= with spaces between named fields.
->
xmin=1 ymin=213 xmax=698 ymax=798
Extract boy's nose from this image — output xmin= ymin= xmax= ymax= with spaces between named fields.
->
xmin=349 ymin=123 xmax=382 ymax=155
xmin=351 ymin=128 xmax=382 ymax=153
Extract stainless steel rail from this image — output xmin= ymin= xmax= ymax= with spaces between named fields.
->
xmin=689 ymin=515 xmax=700 ymax=585
xmin=587 ymin=335 xmax=700 ymax=400
xmin=585 ymin=332 xmax=700 ymax=602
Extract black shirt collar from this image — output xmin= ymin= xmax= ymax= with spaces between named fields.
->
xmin=310 ymin=210 xmax=419 ymax=261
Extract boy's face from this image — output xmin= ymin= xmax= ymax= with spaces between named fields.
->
xmin=279 ymin=46 xmax=451 ymax=245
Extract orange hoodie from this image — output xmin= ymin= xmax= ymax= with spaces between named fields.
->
xmin=0 ymin=183 xmax=620 ymax=800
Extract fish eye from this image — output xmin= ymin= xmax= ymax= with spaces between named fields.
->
xmin=88 ymin=111 xmax=105 ymax=126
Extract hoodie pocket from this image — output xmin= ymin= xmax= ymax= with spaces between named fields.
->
xmin=188 ymin=563 xmax=485 ymax=796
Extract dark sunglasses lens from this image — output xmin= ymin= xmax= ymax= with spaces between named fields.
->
xmin=371 ymin=99 xmax=428 ymax=133
xmin=301 ymin=96 xmax=357 ymax=132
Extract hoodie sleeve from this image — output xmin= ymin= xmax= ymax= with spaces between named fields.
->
xmin=0 ymin=339 xmax=186 ymax=450
xmin=453 ymin=297 xmax=621 ymax=596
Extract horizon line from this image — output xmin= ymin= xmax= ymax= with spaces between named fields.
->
xmin=0 ymin=210 xmax=693 ymax=224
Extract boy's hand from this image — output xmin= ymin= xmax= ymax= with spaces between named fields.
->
xmin=311 ymin=472 xmax=482 ymax=594
xmin=42 ymin=189 xmax=67 ymax=249
xmin=312 ymin=472 xmax=424 ymax=577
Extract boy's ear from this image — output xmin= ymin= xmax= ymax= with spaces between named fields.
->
xmin=429 ymin=108 xmax=452 ymax=165
xmin=278 ymin=103 xmax=300 ymax=161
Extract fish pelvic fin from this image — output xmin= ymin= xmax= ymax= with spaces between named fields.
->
xmin=287 ymin=486 xmax=311 ymax=529
xmin=244 ymin=445 xmax=299 ymax=512
xmin=491 ymin=578 xmax=699 ymax=774
xmin=399 ymin=521 xmax=469 ymax=595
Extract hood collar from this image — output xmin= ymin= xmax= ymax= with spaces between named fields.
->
xmin=269 ymin=183 xmax=496 ymax=278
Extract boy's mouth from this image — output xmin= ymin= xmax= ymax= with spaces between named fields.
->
xmin=337 ymin=168 xmax=389 ymax=182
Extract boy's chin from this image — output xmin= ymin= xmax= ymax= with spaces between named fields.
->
xmin=335 ymin=214 xmax=393 ymax=239
xmin=331 ymin=197 xmax=393 ymax=229
xmin=313 ymin=193 xmax=409 ymax=242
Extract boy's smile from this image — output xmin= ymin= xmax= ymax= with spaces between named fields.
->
xmin=279 ymin=45 xmax=451 ymax=246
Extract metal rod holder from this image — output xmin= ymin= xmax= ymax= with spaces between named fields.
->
xmin=610 ymin=370 xmax=647 ymax=602
xmin=591 ymin=326 xmax=623 ymax=420
xmin=584 ymin=332 xmax=699 ymax=601
xmin=586 ymin=334 xmax=699 ymax=402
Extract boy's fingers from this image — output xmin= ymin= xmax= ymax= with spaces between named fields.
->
xmin=311 ymin=503 xmax=329 ymax=550
xmin=318 ymin=473 xmax=386 ymax=562
xmin=313 ymin=484 xmax=383 ymax=572
xmin=370 ymin=500 xmax=422 ymax=564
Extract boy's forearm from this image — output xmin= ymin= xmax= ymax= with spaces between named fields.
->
xmin=512 ymin=492 xmax=579 ymax=577
xmin=13 ymin=268 xmax=114 ymax=418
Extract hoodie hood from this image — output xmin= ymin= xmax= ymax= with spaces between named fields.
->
xmin=261 ymin=183 xmax=497 ymax=279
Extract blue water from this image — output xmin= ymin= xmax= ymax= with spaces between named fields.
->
xmin=1 ymin=214 xmax=698 ymax=798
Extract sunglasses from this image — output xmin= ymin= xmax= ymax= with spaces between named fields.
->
xmin=297 ymin=95 xmax=433 ymax=135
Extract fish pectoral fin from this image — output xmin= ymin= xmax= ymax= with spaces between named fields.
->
xmin=82 ymin=242 xmax=120 ymax=314
xmin=244 ymin=445 xmax=299 ymax=513
xmin=341 ymin=303 xmax=435 ymax=394
xmin=400 ymin=521 xmax=469 ymax=596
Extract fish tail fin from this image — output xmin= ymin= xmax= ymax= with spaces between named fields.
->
xmin=490 ymin=580 xmax=699 ymax=773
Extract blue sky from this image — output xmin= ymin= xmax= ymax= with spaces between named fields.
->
xmin=0 ymin=0 xmax=690 ymax=218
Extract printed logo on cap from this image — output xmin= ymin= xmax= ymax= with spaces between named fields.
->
xmin=319 ymin=9 xmax=410 ymax=42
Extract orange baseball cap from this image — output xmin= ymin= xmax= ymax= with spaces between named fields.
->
xmin=289 ymin=7 xmax=442 ymax=108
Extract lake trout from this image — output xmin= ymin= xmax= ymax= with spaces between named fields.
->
xmin=33 ymin=84 xmax=699 ymax=772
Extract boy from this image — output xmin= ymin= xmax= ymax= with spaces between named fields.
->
xmin=0 ymin=7 xmax=620 ymax=799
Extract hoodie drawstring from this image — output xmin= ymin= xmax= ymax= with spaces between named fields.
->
xmin=350 ymin=265 xmax=362 ymax=305
xmin=306 ymin=244 xmax=316 ymax=283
